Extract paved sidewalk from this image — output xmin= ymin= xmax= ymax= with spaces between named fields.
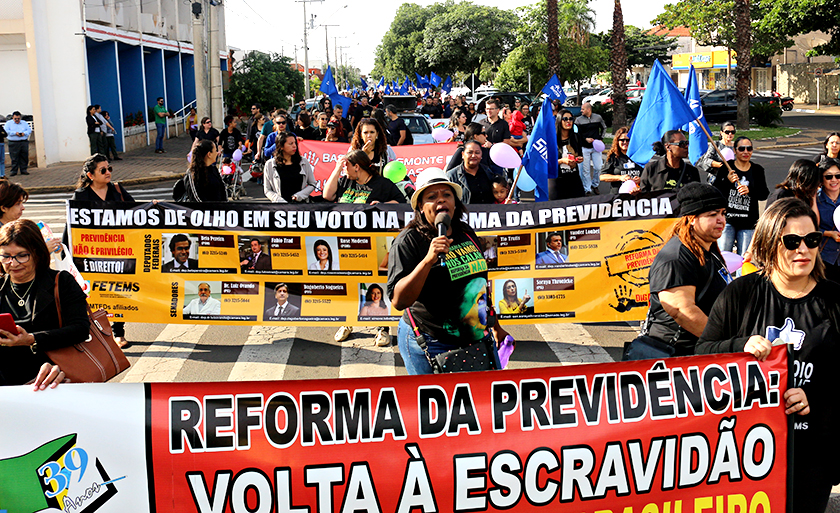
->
xmin=11 ymin=105 xmax=840 ymax=195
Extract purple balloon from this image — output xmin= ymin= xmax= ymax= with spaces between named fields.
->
xmin=721 ymin=147 xmax=735 ymax=162
xmin=233 ymin=149 xmax=243 ymax=161
xmin=186 ymin=152 xmax=191 ymax=163
xmin=721 ymin=251 xmax=743 ymax=273
xmin=592 ymin=139 xmax=606 ymax=152
xmin=490 ymin=143 xmax=521 ymax=168
xmin=498 ymin=335 xmax=515 ymax=369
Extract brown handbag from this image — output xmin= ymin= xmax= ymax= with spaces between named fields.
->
xmin=45 ymin=273 xmax=130 ymax=382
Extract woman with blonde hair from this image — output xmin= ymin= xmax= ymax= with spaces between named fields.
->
xmin=498 ymin=280 xmax=531 ymax=314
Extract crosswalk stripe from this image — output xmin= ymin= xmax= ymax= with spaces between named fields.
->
xmin=116 ymin=324 xmax=208 ymax=382
xmin=536 ymin=323 xmax=613 ymax=365
xmin=785 ymin=148 xmax=820 ymax=156
xmin=753 ymin=151 xmax=790 ymax=158
xmin=227 ymin=325 xmax=298 ymax=381
xmin=339 ymin=327 xmax=398 ymax=379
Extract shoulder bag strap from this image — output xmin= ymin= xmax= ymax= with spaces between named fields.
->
xmin=115 ymin=182 xmax=125 ymax=202
xmin=53 ymin=273 xmax=63 ymax=328
xmin=675 ymin=161 xmax=688 ymax=188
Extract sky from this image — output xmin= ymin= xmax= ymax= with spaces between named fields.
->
xmin=224 ymin=0 xmax=670 ymax=76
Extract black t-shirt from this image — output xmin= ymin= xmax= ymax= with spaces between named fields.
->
xmin=278 ymin=163 xmax=301 ymax=202
xmin=335 ymin=174 xmax=406 ymax=204
xmin=551 ymin=135 xmax=585 ymax=200
xmin=765 ymin=187 xmax=796 ymax=211
xmin=352 ymin=104 xmax=374 ymax=125
xmin=220 ymin=128 xmax=243 ymax=154
xmin=697 ymin=273 xmax=840 ymax=490
xmin=387 ymin=226 xmax=490 ymax=345
xmin=295 ymin=126 xmax=321 ymax=141
xmin=480 ymin=118 xmax=511 ymax=144
xmin=195 ymin=127 xmax=220 ymax=143
xmin=387 ymin=117 xmax=413 ymax=146
xmin=713 ymin=161 xmax=770 ymax=230
xmin=601 ymin=153 xmax=643 ymax=192
xmin=647 ymin=236 xmax=731 ymax=354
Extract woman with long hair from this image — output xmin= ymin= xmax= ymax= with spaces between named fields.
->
xmin=817 ymin=158 xmax=840 ymax=283
xmin=697 ymin=198 xmax=840 ymax=513
xmin=263 ymin=132 xmax=316 ymax=203
xmin=765 ymin=159 xmax=821 ymax=223
xmin=387 ymin=168 xmax=511 ymax=374
xmin=323 ymin=150 xmax=404 ymax=205
xmin=325 ymin=116 xmax=348 ymax=143
xmin=173 ymin=140 xmax=226 ymax=202
xmin=712 ymin=136 xmax=769 ymax=255
xmin=349 ymin=119 xmax=395 ymax=176
xmin=498 ymin=280 xmax=531 ymax=314
xmin=309 ymin=239 xmax=338 ymax=271
xmin=359 ymin=284 xmax=389 ymax=317
xmin=85 ymin=105 xmax=102 ymax=155
xmin=446 ymin=109 xmax=469 ymax=143
xmin=194 ymin=117 xmax=220 ymax=145
xmin=599 ymin=126 xmax=643 ymax=193
xmin=186 ymin=107 xmax=198 ymax=140
xmin=551 ymin=108 xmax=586 ymax=199
xmin=815 ymin=132 xmax=840 ymax=165
xmin=0 ymin=180 xmax=29 ymax=227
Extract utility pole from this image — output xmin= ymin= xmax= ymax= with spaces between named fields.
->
xmin=323 ymin=24 xmax=339 ymax=69
xmin=297 ymin=0 xmax=324 ymax=99
xmin=208 ymin=1 xmax=222 ymax=126
xmin=191 ymin=1 xmax=208 ymax=119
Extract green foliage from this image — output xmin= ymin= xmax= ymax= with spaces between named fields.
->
xmin=591 ymin=102 xmax=613 ymax=127
xmin=596 ymin=26 xmax=678 ymax=70
xmin=625 ymin=101 xmax=641 ymax=122
xmin=514 ymin=0 xmax=595 ymax=46
xmin=309 ymin=76 xmax=322 ymax=97
xmin=496 ymin=45 xmax=548 ymax=91
xmin=227 ymin=52 xmax=304 ymax=112
xmin=757 ymin=0 xmax=840 ymax=56
xmin=749 ymin=102 xmax=784 ymax=127
xmin=371 ymin=2 xmax=452 ymax=81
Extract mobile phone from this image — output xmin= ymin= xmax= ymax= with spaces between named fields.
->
xmin=0 ymin=313 xmax=18 ymax=334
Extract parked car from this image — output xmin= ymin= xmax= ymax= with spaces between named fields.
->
xmin=582 ymin=88 xmax=611 ymax=105
xmin=700 ymin=89 xmax=782 ymax=121
xmin=602 ymin=87 xmax=646 ymax=105
xmin=288 ymin=98 xmax=319 ymax=122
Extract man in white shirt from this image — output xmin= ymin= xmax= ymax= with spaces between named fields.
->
xmin=4 ymin=111 xmax=32 ymax=176
xmin=536 ymin=233 xmax=568 ymax=265
xmin=264 ymin=283 xmax=300 ymax=319
xmin=183 ymin=282 xmax=221 ymax=315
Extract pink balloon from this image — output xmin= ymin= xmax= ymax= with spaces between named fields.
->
xmin=721 ymin=251 xmax=743 ymax=273
xmin=489 ymin=143 xmax=521 ymax=168
xmin=592 ymin=139 xmax=606 ymax=152
xmin=721 ymin=147 xmax=735 ymax=161
xmin=618 ymin=180 xmax=637 ymax=194
xmin=431 ymin=127 xmax=453 ymax=142
xmin=498 ymin=335 xmax=515 ymax=369
xmin=233 ymin=149 xmax=243 ymax=161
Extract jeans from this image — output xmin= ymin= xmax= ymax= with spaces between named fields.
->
xmin=397 ymin=317 xmax=501 ymax=375
xmin=8 ymin=140 xmax=28 ymax=174
xmin=719 ymin=224 xmax=754 ymax=255
xmin=155 ymin=123 xmax=166 ymax=150
xmin=580 ymin=146 xmax=603 ymax=191
xmin=0 ymin=143 xmax=4 ymax=177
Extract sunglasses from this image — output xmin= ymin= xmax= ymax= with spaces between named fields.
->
xmin=824 ymin=173 xmax=840 ymax=181
xmin=737 ymin=145 xmax=753 ymax=152
xmin=669 ymin=140 xmax=689 ymax=148
xmin=781 ymin=232 xmax=821 ymax=250
xmin=618 ymin=138 xmax=630 ymax=142
xmin=97 ymin=166 xmax=113 ymax=174
xmin=561 ymin=117 xmax=574 ymax=121
xmin=723 ymin=130 xmax=736 ymax=135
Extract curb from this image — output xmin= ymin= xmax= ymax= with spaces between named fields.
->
xmin=27 ymin=174 xmax=181 ymax=195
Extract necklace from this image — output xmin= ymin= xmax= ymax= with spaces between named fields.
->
xmin=10 ymin=279 xmax=35 ymax=307
xmin=772 ymin=275 xmax=812 ymax=299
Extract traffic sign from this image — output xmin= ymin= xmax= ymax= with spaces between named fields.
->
xmin=815 ymin=68 xmax=823 ymax=77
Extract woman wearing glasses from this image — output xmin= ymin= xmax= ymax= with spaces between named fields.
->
xmin=697 ymin=198 xmax=840 ymax=513
xmin=0 ymin=219 xmax=89 ymax=388
xmin=817 ymin=158 xmax=840 ymax=283
xmin=551 ymin=109 xmax=585 ymax=200
xmin=639 ymin=130 xmax=700 ymax=192
xmin=696 ymin=121 xmax=737 ymax=181
xmin=599 ymin=126 xmax=642 ymax=193
xmin=194 ymin=117 xmax=220 ymax=146
xmin=72 ymin=154 xmax=134 ymax=347
xmin=712 ymin=136 xmax=769 ymax=255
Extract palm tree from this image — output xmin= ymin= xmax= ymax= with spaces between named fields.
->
xmin=558 ymin=0 xmax=595 ymax=46
xmin=547 ymin=0 xmax=560 ymax=77
xmin=610 ymin=0 xmax=627 ymax=127
xmin=734 ymin=0 xmax=751 ymax=130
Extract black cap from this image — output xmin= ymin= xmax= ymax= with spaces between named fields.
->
xmin=676 ymin=182 xmax=726 ymax=217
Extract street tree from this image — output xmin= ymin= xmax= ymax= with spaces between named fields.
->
xmin=371 ymin=2 xmax=450 ymax=81
xmin=610 ymin=0 xmax=628 ymax=127
xmin=227 ymin=52 xmax=305 ymax=112
xmin=758 ymin=0 xmax=840 ymax=57
xmin=734 ymin=0 xmax=751 ymax=129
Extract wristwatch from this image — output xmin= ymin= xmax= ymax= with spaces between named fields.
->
xmin=30 ymin=341 xmax=38 ymax=354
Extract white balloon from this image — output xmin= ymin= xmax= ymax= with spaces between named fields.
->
xmin=721 ymin=147 xmax=735 ymax=162
xmin=833 ymin=205 xmax=840 ymax=232
xmin=431 ymin=127 xmax=454 ymax=142
xmin=618 ymin=180 xmax=637 ymax=194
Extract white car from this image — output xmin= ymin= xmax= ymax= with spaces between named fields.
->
xmin=582 ymin=88 xmax=611 ymax=105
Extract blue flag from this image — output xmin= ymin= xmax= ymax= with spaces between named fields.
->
xmin=421 ymin=75 xmax=431 ymax=88
xmin=541 ymin=74 xmax=566 ymax=104
xmin=415 ymin=73 xmax=423 ymax=88
xmin=329 ymin=93 xmax=351 ymax=118
xmin=521 ymin=97 xmax=558 ymax=202
xmin=430 ymin=72 xmax=442 ymax=87
xmin=442 ymin=75 xmax=452 ymax=94
xmin=683 ymin=64 xmax=711 ymax=165
xmin=377 ymin=77 xmax=384 ymax=89
xmin=393 ymin=80 xmax=398 ymax=89
xmin=344 ymin=79 xmax=349 ymax=92
xmin=360 ymin=77 xmax=368 ymax=90
xmin=399 ymin=77 xmax=409 ymax=95
xmin=627 ymin=60 xmax=698 ymax=165
xmin=319 ymin=66 xmax=338 ymax=96
xmin=385 ymin=83 xmax=392 ymax=95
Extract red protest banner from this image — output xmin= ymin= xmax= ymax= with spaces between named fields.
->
xmin=297 ymin=141 xmax=459 ymax=196
xmin=148 ymin=348 xmax=789 ymax=512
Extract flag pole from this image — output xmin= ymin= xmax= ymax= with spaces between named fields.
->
xmin=507 ymin=164 xmax=525 ymax=203
xmin=693 ymin=117 xmax=737 ymax=182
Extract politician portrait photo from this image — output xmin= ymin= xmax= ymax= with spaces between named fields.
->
xmin=307 ymin=237 xmax=340 ymax=271
xmin=358 ymin=283 xmax=391 ymax=317
xmin=264 ymin=282 xmax=302 ymax=319
xmin=183 ymin=281 xmax=222 ymax=316
xmin=162 ymin=233 xmax=199 ymax=272
xmin=239 ymin=236 xmax=272 ymax=272
xmin=535 ymin=231 xmax=568 ymax=266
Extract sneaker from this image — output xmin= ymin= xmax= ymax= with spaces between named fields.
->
xmin=374 ymin=328 xmax=391 ymax=347
xmin=591 ymin=186 xmax=600 ymax=195
xmin=334 ymin=325 xmax=352 ymax=342
xmin=20 ymin=171 xmax=29 ymax=175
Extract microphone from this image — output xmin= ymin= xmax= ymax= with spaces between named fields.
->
xmin=435 ymin=212 xmax=451 ymax=266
